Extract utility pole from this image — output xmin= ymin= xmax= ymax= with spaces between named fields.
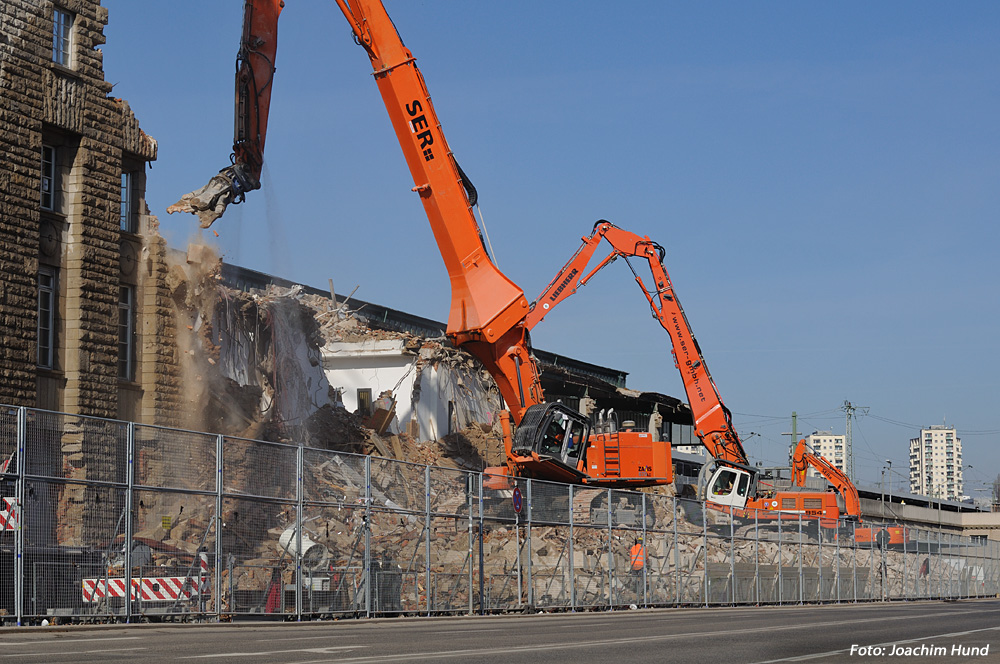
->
xmin=842 ymin=400 xmax=869 ymax=483
xmin=782 ymin=411 xmax=799 ymax=467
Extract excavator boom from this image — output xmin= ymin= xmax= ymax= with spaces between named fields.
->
xmin=530 ymin=221 xmax=749 ymax=466
xmin=170 ymin=0 xmax=543 ymax=425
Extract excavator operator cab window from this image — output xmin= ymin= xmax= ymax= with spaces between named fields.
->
xmin=538 ymin=414 xmax=587 ymax=467
xmin=562 ymin=418 xmax=587 ymax=467
xmin=736 ymin=472 xmax=749 ymax=498
xmin=711 ymin=470 xmax=738 ymax=497
xmin=541 ymin=418 xmax=566 ymax=457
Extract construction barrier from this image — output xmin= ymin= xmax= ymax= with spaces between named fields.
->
xmin=0 ymin=498 xmax=17 ymax=531
xmin=0 ymin=404 xmax=998 ymax=625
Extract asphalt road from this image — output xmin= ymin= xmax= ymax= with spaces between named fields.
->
xmin=1 ymin=600 xmax=998 ymax=663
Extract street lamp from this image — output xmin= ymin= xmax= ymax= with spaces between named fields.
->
xmin=886 ymin=460 xmax=892 ymax=502
xmin=881 ymin=465 xmax=888 ymax=521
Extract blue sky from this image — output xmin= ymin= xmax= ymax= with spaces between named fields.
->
xmin=100 ymin=1 xmax=1000 ymax=491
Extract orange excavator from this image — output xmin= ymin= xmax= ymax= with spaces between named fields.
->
xmin=171 ymin=1 xmax=860 ymax=525
xmin=527 ymin=221 xmax=861 ymax=526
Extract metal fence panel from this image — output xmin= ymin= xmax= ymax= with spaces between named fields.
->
xmin=22 ymin=481 xmax=125 ymax=620
xmin=222 ymin=437 xmax=296 ymax=501
xmin=219 ymin=496 xmax=297 ymax=616
xmin=133 ymin=426 xmax=216 ymax=492
xmin=26 ymin=411 xmax=128 ymax=485
xmin=643 ymin=494 xmax=677 ymax=606
xmin=370 ymin=457 xmax=425 ymax=514
xmin=529 ymin=524 xmax=572 ymax=609
xmin=369 ymin=506 xmax=427 ymax=615
xmin=299 ymin=503 xmax=366 ymax=616
xmin=302 ymin=448 xmax=367 ymax=506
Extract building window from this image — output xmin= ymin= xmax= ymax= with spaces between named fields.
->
xmin=118 ymin=285 xmax=135 ymax=380
xmin=37 ymin=269 xmax=56 ymax=369
xmin=41 ymin=145 xmax=56 ymax=210
xmin=52 ymin=8 xmax=73 ymax=66
xmin=356 ymin=388 xmax=373 ymax=417
xmin=120 ymin=172 xmax=136 ymax=232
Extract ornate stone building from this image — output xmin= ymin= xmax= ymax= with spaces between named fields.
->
xmin=0 ymin=0 xmax=182 ymax=425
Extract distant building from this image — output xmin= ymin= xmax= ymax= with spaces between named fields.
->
xmin=909 ymin=425 xmax=963 ymax=500
xmin=803 ymin=431 xmax=846 ymax=478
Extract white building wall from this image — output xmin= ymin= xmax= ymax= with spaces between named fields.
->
xmin=321 ymin=340 xmax=417 ymax=435
xmin=410 ymin=350 xmax=500 ymax=442
xmin=909 ymin=425 xmax=963 ymax=500
xmin=321 ymin=340 xmax=500 ymax=443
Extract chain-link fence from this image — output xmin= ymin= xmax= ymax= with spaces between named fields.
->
xmin=1 ymin=405 xmax=997 ymax=625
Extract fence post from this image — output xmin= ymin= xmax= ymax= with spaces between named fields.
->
xmin=777 ymin=514 xmax=783 ymax=605
xmin=124 ymin=422 xmax=134 ymax=623
xmin=467 ymin=472 xmax=474 ymax=616
xmin=215 ymin=434 xmax=224 ymax=620
xmin=642 ymin=494 xmax=648 ymax=607
xmin=835 ymin=517 xmax=841 ymax=603
xmin=852 ymin=520 xmax=858 ymax=602
xmin=754 ymin=509 xmax=760 ymax=606
xmin=902 ymin=523 xmax=908 ymax=600
xmin=478 ymin=473 xmax=485 ymax=615
xmin=525 ymin=479 xmax=533 ymax=609
xmin=604 ymin=489 xmax=613 ymax=607
xmin=295 ymin=444 xmax=303 ymax=621
xmin=701 ymin=499 xmax=708 ymax=607
xmin=798 ymin=513 xmax=804 ymax=605
xmin=817 ymin=516 xmax=823 ymax=603
xmin=673 ymin=496 xmax=680 ymax=605
xmin=568 ymin=484 xmax=575 ymax=611
xmin=425 ymin=465 xmax=431 ymax=616
xmin=728 ymin=501 xmax=735 ymax=605
xmin=364 ymin=455 xmax=372 ymax=617
xmin=14 ymin=407 xmax=26 ymax=626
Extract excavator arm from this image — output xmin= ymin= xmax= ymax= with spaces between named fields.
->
xmin=169 ymin=0 xmax=544 ymax=424
xmin=528 ymin=220 xmax=749 ymax=467
xmin=791 ymin=439 xmax=862 ymax=519
xmin=168 ymin=0 xmax=283 ymax=228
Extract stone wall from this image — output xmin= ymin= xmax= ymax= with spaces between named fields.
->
xmin=0 ymin=1 xmax=169 ymax=423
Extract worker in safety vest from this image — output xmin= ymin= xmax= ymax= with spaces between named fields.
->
xmin=629 ymin=537 xmax=646 ymax=572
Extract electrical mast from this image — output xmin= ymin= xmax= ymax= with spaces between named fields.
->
xmin=842 ymin=400 xmax=869 ymax=482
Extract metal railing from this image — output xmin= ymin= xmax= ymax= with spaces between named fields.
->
xmin=0 ymin=405 xmax=996 ymax=625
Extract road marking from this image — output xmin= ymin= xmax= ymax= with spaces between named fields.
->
xmin=2 ymin=636 xmax=142 ymax=646
xmin=181 ymin=645 xmax=362 ymax=659
xmin=0 ymin=647 xmax=147 ymax=658
xmin=749 ymin=625 xmax=1000 ymax=663
xmin=430 ymin=628 xmax=503 ymax=634
xmin=255 ymin=635 xmax=362 ymax=642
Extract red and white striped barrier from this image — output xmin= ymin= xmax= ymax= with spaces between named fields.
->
xmin=0 ymin=497 xmax=18 ymax=531
xmin=82 ymin=575 xmax=205 ymax=603
xmin=199 ymin=552 xmax=210 ymax=595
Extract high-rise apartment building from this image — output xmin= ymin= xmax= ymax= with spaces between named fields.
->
xmin=909 ymin=425 xmax=963 ymax=500
xmin=803 ymin=431 xmax=846 ymax=478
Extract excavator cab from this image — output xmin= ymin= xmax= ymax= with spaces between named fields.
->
xmin=512 ymin=402 xmax=590 ymax=474
xmin=700 ymin=459 xmax=757 ymax=509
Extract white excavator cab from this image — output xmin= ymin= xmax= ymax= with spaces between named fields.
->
xmin=701 ymin=461 xmax=755 ymax=509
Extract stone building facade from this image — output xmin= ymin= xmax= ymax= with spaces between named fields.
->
xmin=0 ymin=0 xmax=182 ymax=426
